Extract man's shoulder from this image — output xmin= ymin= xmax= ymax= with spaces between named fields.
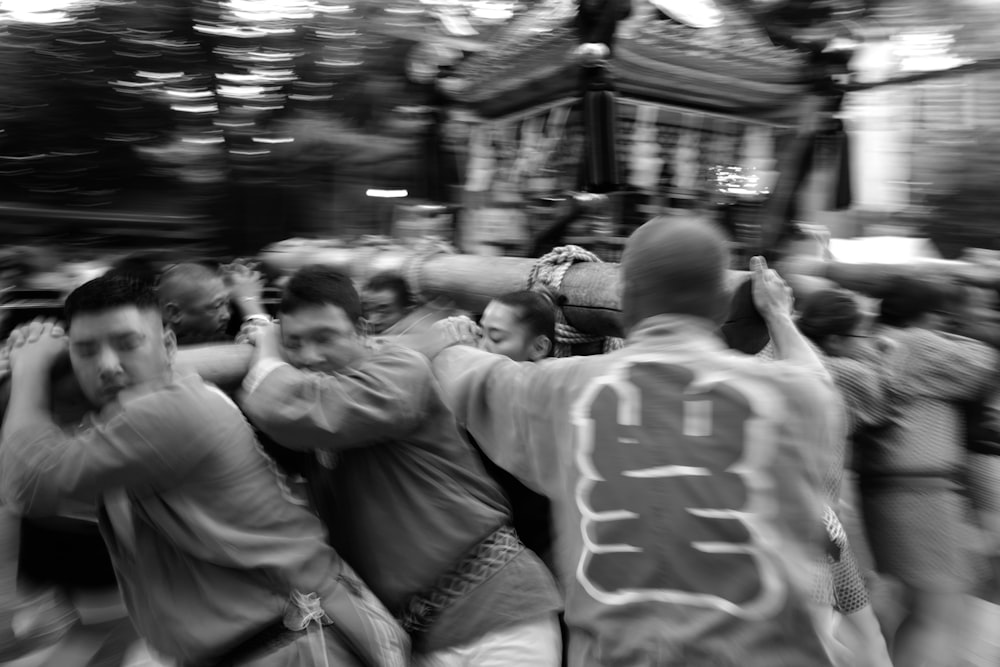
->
xmin=596 ymin=348 xmax=834 ymax=408
xmin=585 ymin=345 xmax=818 ymax=380
xmin=825 ymin=355 xmax=877 ymax=383
xmin=369 ymin=342 xmax=431 ymax=367
xmin=736 ymin=354 xmax=835 ymax=400
xmin=114 ymin=375 xmax=239 ymax=429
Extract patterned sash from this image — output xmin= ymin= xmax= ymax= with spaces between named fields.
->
xmin=398 ymin=525 xmax=524 ymax=636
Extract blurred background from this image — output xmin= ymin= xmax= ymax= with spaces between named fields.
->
xmin=0 ymin=0 xmax=998 ymax=265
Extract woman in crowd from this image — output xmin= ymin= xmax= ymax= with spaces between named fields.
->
xmin=796 ymin=288 xmax=897 ymax=663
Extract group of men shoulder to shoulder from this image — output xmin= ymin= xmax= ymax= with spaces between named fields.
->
xmin=0 ymin=276 xmax=408 ymax=667
xmin=237 ymin=266 xmax=564 ymax=664
xmin=1 ymin=215 xmax=859 ymax=666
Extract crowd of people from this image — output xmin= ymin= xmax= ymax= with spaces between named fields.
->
xmin=0 ymin=214 xmax=997 ymax=667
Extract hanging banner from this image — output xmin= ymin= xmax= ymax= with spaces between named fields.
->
xmin=628 ymin=102 xmax=663 ymax=190
xmin=465 ymin=125 xmax=497 ymax=194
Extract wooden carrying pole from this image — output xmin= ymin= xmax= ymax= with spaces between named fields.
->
xmin=261 ymin=245 xmax=631 ymax=338
xmin=0 ymin=345 xmax=254 ymax=420
xmin=786 ymin=256 xmax=1000 ymax=295
xmin=271 ymin=245 xmax=973 ymax=338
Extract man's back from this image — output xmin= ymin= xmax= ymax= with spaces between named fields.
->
xmin=434 ymin=315 xmax=841 ymax=666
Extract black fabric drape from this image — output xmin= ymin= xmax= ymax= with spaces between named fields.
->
xmin=831 ymin=119 xmax=852 ymax=210
xmin=579 ymin=67 xmax=621 ymax=194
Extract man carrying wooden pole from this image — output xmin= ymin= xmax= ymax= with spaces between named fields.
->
xmin=417 ymin=215 xmax=853 ymax=666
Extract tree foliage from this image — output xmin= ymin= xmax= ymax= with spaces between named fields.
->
xmin=0 ymin=0 xmax=427 ymax=211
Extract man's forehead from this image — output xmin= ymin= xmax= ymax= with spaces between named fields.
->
xmin=364 ymin=289 xmax=399 ymax=305
xmin=481 ymin=302 xmax=517 ymax=330
xmin=282 ymin=303 xmax=354 ymax=331
xmin=182 ymin=279 xmax=227 ymax=302
xmin=69 ymin=306 xmax=160 ymax=337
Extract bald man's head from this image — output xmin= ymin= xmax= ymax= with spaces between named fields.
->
xmin=620 ymin=216 xmax=731 ymax=331
xmin=157 ymin=263 xmax=231 ymax=344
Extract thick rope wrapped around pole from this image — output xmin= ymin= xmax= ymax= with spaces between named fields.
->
xmin=526 ymin=245 xmax=625 ymax=357
xmin=402 ymin=239 xmax=458 ymax=305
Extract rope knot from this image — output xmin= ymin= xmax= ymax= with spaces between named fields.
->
xmin=403 ymin=240 xmax=457 ymax=305
xmin=527 ymin=244 xmax=623 ymax=356
xmin=284 ymin=590 xmax=328 ymax=631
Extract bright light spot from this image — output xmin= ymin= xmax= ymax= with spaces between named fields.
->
xmin=366 ymin=189 xmax=408 ymax=198
xmin=1 ymin=0 xmax=95 ymax=24
xmin=252 ymin=68 xmax=296 ymax=80
xmin=316 ymin=29 xmax=359 ymax=39
xmin=253 ymin=137 xmax=295 ymax=144
xmin=171 ymin=103 xmax=220 ymax=114
xmin=182 ymin=136 xmax=225 ymax=144
xmin=225 ymin=0 xmax=317 ymax=22
xmin=216 ymin=73 xmax=264 ymax=84
xmin=829 ymin=237 xmax=942 ymax=264
xmin=289 ymin=93 xmax=333 ymax=101
xmin=893 ymin=31 xmax=971 ymax=73
xmin=166 ymin=89 xmax=214 ymax=99
xmin=138 ymin=71 xmax=186 ymax=81
xmin=111 ymin=80 xmax=160 ymax=89
xmin=218 ymin=85 xmax=268 ymax=98
xmin=470 ymin=1 xmax=514 ymax=21
xmin=318 ymin=59 xmax=363 ymax=68
xmin=195 ymin=24 xmax=269 ymax=38
xmin=316 ymin=4 xmax=353 ymax=15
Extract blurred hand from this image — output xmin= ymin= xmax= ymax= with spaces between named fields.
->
xmin=6 ymin=318 xmax=67 ymax=374
xmin=750 ymin=256 xmax=794 ymax=321
xmin=236 ymin=319 xmax=269 ymax=346
xmin=431 ymin=315 xmax=481 ymax=347
xmin=224 ymin=262 xmax=265 ymax=304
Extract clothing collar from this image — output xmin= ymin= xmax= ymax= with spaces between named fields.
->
xmin=625 ymin=314 xmax=728 ymax=354
xmin=94 ymin=370 xmax=197 ymax=422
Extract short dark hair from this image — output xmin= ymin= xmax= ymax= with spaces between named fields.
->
xmin=363 ymin=271 xmax=412 ymax=308
xmin=797 ymin=288 xmax=861 ymax=343
xmin=104 ymin=253 xmax=166 ymax=288
xmin=878 ymin=276 xmax=950 ymax=328
xmin=492 ymin=289 xmax=558 ymax=354
xmin=65 ymin=274 xmax=161 ymax=326
xmin=280 ymin=265 xmax=363 ymax=322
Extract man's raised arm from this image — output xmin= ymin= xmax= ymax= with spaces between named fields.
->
xmin=1 ymin=322 xmax=211 ymax=515
xmin=237 ymin=323 xmax=432 ymax=451
xmin=428 ymin=336 xmax=554 ymax=493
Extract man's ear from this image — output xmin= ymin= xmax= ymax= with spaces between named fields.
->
xmin=162 ymin=302 xmax=182 ymax=325
xmin=528 ymin=334 xmax=552 ymax=362
xmin=163 ymin=327 xmax=177 ymax=362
